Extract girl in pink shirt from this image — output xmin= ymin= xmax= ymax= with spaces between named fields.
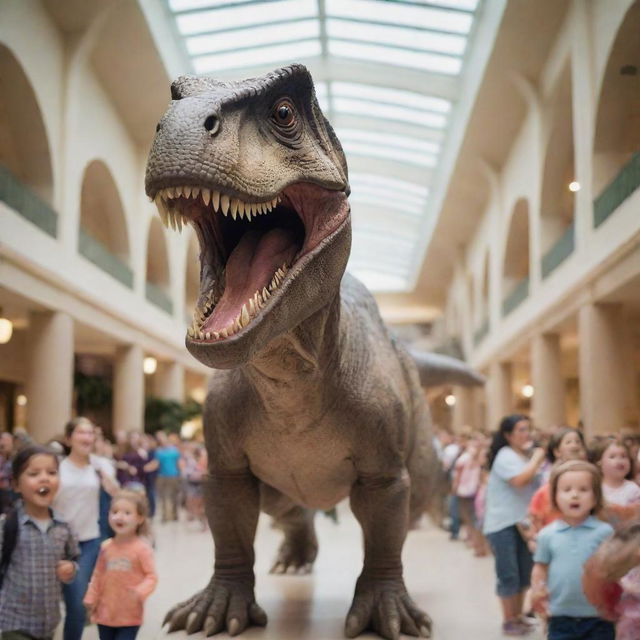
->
xmin=84 ymin=490 xmax=157 ymax=640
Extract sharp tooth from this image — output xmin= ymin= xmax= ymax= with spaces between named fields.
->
xmin=187 ymin=327 xmax=194 ymax=338
xmin=167 ymin=187 xmax=175 ymax=199
xmin=249 ymin=299 xmax=256 ymax=316
xmin=241 ymin=304 xmax=250 ymax=326
xmin=230 ymin=198 xmax=239 ymax=217
xmin=220 ymin=327 xmax=228 ymax=338
xmin=234 ymin=316 xmax=242 ymax=332
xmin=246 ymin=209 xmax=252 ymax=221
xmin=205 ymin=332 xmax=211 ymax=339
xmin=213 ymin=331 xmax=220 ymax=339
xmin=272 ymin=197 xmax=278 ymax=209
xmin=238 ymin=200 xmax=245 ymax=216
xmin=212 ymin=190 xmax=220 ymax=211
xmin=221 ymin=194 xmax=230 ymax=215
xmin=202 ymin=188 xmax=211 ymax=206
xmin=262 ymin=287 xmax=269 ymax=299
xmin=192 ymin=186 xmax=201 ymax=199
xmin=248 ymin=203 xmax=256 ymax=216
xmin=155 ymin=198 xmax=169 ymax=227
xmin=176 ymin=215 xmax=183 ymax=232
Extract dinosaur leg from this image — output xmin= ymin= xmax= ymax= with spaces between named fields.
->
xmin=164 ymin=471 xmax=267 ymax=637
xmin=346 ymin=471 xmax=432 ymax=640
xmin=260 ymin=483 xmax=318 ymax=574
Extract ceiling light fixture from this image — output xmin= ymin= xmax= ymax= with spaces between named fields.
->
xmin=143 ymin=357 xmax=157 ymax=375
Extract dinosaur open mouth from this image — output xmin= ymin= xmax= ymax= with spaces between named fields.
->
xmin=153 ymin=183 xmax=349 ymax=341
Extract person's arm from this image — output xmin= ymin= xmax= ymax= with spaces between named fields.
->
xmin=143 ymin=458 xmax=159 ymax=473
xmin=83 ymin=546 xmax=107 ymax=610
xmin=132 ymin=543 xmax=158 ymax=601
xmin=509 ymin=448 xmax=546 ymax=488
xmin=531 ymin=563 xmax=549 ymax=616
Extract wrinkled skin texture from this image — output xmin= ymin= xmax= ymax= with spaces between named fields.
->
xmin=146 ymin=65 xmax=480 ymax=639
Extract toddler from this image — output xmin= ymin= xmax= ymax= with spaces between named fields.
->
xmin=531 ymin=460 xmax=615 ymax=639
xmin=0 ymin=445 xmax=79 ymax=640
xmin=590 ymin=437 xmax=640 ymax=507
xmin=84 ymin=489 xmax=157 ymax=639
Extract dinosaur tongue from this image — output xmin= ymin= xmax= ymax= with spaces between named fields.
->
xmin=204 ymin=228 xmax=298 ymax=333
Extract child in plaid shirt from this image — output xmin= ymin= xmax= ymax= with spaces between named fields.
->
xmin=0 ymin=446 xmax=79 ymax=640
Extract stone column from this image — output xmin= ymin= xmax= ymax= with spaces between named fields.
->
xmin=486 ymin=361 xmax=513 ymax=431
xmin=578 ymin=303 xmax=629 ymax=438
xmin=113 ymin=344 xmax=144 ymax=433
xmin=154 ymin=361 xmax=185 ymax=403
xmin=25 ymin=311 xmax=74 ymax=443
xmin=531 ymin=333 xmax=565 ymax=430
xmin=452 ymin=386 xmax=475 ymax=431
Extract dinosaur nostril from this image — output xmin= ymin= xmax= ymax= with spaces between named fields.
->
xmin=155 ymin=122 xmax=162 ymax=133
xmin=204 ymin=115 xmax=220 ymax=135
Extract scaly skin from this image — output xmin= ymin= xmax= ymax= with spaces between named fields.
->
xmin=146 ymin=64 xmax=480 ymax=639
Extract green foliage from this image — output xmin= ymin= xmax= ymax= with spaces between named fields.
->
xmin=144 ymin=396 xmax=202 ymax=434
xmin=74 ymin=372 xmax=112 ymax=413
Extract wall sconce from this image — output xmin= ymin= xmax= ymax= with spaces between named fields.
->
xmin=0 ymin=308 xmax=13 ymax=345
xmin=568 ymin=181 xmax=580 ymax=192
xmin=143 ymin=356 xmax=157 ymax=375
xmin=522 ymin=384 xmax=534 ymax=398
xmin=445 ymin=394 xmax=456 ymax=407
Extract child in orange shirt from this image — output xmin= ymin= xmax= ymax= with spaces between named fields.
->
xmin=84 ymin=490 xmax=157 ymax=640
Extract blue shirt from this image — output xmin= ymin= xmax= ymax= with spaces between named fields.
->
xmin=483 ymin=447 xmax=540 ymax=535
xmin=155 ymin=446 xmax=181 ymax=477
xmin=534 ymin=516 xmax=613 ymax=617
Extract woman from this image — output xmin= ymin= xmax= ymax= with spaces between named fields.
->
xmin=483 ymin=414 xmax=546 ymax=637
xmin=53 ymin=417 xmax=119 ymax=640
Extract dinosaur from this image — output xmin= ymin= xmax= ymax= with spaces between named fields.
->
xmin=145 ymin=64 xmax=482 ymax=640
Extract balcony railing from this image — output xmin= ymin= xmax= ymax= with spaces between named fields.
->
xmin=0 ymin=165 xmax=57 ymax=237
xmin=146 ymin=281 xmax=173 ymax=315
xmin=78 ymin=229 xmax=133 ymax=288
xmin=473 ymin=317 xmax=489 ymax=347
xmin=593 ymin=152 xmax=640 ymax=228
xmin=502 ymin=276 xmax=529 ymax=317
xmin=541 ymin=222 xmax=575 ymax=279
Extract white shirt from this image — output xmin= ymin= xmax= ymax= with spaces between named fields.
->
xmin=602 ymin=479 xmax=640 ymax=506
xmin=53 ymin=454 xmax=115 ymax=541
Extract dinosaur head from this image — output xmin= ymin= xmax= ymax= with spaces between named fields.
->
xmin=145 ymin=65 xmax=351 ymax=368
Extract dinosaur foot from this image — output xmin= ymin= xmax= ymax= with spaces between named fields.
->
xmin=345 ymin=577 xmax=432 ymax=640
xmin=163 ymin=575 xmax=267 ymax=636
xmin=270 ymin=532 xmax=318 ymax=575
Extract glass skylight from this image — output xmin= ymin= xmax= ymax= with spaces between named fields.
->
xmin=164 ymin=0 xmax=482 ymax=291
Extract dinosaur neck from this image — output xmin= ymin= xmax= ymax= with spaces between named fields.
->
xmin=243 ymin=294 xmax=341 ymax=411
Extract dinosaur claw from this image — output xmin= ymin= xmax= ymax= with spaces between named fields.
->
xmin=228 ymin=618 xmax=241 ymax=636
xmin=419 ymin=624 xmax=432 ymax=637
xmin=185 ymin=612 xmax=200 ymax=634
xmin=204 ymin=616 xmax=217 ymax=636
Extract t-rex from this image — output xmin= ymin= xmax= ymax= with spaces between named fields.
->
xmin=145 ymin=64 xmax=482 ymax=640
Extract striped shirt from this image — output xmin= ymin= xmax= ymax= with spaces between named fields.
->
xmin=0 ymin=501 xmax=79 ymax=639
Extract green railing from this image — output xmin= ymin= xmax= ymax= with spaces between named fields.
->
xmin=541 ymin=222 xmax=575 ymax=279
xmin=473 ymin=317 xmax=489 ymax=347
xmin=146 ymin=281 xmax=173 ymax=315
xmin=78 ymin=229 xmax=133 ymax=288
xmin=502 ymin=276 xmax=529 ymax=317
xmin=0 ymin=165 xmax=57 ymax=237
xmin=593 ymin=152 xmax=640 ymax=228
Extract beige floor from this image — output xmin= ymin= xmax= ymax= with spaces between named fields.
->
xmin=78 ymin=503 xmax=544 ymax=640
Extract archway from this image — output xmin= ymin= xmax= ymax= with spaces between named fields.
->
xmin=145 ymin=218 xmax=172 ymax=314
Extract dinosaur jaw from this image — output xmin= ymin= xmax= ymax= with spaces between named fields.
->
xmin=151 ymin=182 xmax=350 ymax=365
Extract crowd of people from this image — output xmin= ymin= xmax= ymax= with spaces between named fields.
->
xmin=0 ymin=419 xmax=208 ymax=640
xmin=0 ymin=415 xmax=638 ymax=639
xmin=434 ymin=416 xmax=640 ymax=638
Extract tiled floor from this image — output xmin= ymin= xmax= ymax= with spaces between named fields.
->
xmin=78 ymin=502 xmax=544 ymax=640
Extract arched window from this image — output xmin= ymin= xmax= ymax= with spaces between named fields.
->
xmin=502 ymin=199 xmax=530 ymax=316
xmin=78 ymin=160 xmax=132 ymax=287
xmin=145 ymin=218 xmax=172 ymax=314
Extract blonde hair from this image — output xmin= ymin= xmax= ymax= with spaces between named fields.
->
xmin=110 ymin=489 xmax=151 ymax=537
xmin=549 ymin=460 xmax=604 ymax=515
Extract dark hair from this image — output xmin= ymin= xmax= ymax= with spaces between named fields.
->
xmin=12 ymin=445 xmax=59 ymax=483
xmin=549 ymin=460 xmax=604 ymax=515
xmin=487 ymin=414 xmax=529 ymax=469
xmin=588 ymin=436 xmax=635 ymax=480
xmin=64 ymin=417 xmax=94 ymax=440
xmin=547 ymin=427 xmax=586 ymax=463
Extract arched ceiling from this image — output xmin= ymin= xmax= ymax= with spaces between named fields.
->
xmin=162 ymin=0 xmax=484 ymax=292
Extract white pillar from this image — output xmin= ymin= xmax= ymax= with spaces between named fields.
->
xmin=452 ymin=386 xmax=475 ymax=432
xmin=531 ymin=333 xmax=565 ymax=430
xmin=154 ymin=361 xmax=185 ymax=402
xmin=25 ymin=311 xmax=74 ymax=443
xmin=578 ymin=303 xmax=629 ymax=437
xmin=486 ymin=361 xmax=513 ymax=431
xmin=113 ymin=344 xmax=144 ymax=432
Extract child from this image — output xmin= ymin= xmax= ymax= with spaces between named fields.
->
xmin=531 ymin=460 xmax=615 ymax=640
xmin=0 ymin=445 xmax=79 ymax=640
xmin=84 ymin=489 xmax=157 ymax=640
xmin=590 ymin=437 xmax=640 ymax=507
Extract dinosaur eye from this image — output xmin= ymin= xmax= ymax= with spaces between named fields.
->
xmin=273 ymin=100 xmax=295 ymax=127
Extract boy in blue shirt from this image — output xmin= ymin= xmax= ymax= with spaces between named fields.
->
xmin=532 ymin=460 xmax=615 ymax=640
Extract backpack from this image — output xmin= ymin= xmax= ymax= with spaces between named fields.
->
xmin=0 ymin=509 xmax=19 ymax=590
